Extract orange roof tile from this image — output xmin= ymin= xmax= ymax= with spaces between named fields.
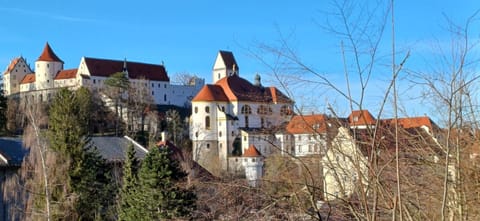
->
xmin=37 ymin=42 xmax=63 ymax=63
xmin=55 ymin=69 xmax=77 ymax=80
xmin=20 ymin=73 xmax=35 ymax=84
xmin=242 ymin=144 xmax=262 ymax=157
xmin=383 ymin=117 xmax=434 ymax=130
xmin=286 ymin=114 xmax=328 ymax=134
xmin=4 ymin=57 xmax=20 ymax=74
xmin=214 ymin=75 xmax=292 ymax=103
xmin=218 ymin=50 xmax=239 ymax=70
xmin=192 ymin=85 xmax=229 ymax=102
xmin=84 ymin=57 xmax=169 ymax=81
xmin=348 ymin=110 xmax=376 ymax=126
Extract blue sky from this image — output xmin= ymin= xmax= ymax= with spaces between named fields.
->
xmin=1 ymin=0 xmax=479 ymax=120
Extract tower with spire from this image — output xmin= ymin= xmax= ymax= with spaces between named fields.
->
xmin=212 ymin=50 xmax=239 ymax=83
xmin=35 ymin=42 xmax=64 ymax=90
xmin=242 ymin=144 xmax=264 ymax=187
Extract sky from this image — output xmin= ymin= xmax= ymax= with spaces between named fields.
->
xmin=0 ymin=0 xmax=479 ymax=121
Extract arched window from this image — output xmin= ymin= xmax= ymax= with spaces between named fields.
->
xmin=241 ymin=105 xmax=252 ymax=115
xmin=205 ymin=116 xmax=211 ymax=129
xmin=194 ymin=106 xmax=198 ymax=113
xmin=205 ymin=106 xmax=210 ymax=113
xmin=257 ymin=105 xmax=272 ymax=115
xmin=280 ymin=105 xmax=293 ymax=116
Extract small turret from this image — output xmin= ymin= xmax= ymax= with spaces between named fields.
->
xmin=242 ymin=144 xmax=264 ymax=187
xmin=254 ymin=73 xmax=262 ymax=87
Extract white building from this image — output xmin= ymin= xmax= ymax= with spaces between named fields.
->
xmin=190 ymin=50 xmax=294 ymax=176
xmin=3 ymin=42 xmax=204 ymax=107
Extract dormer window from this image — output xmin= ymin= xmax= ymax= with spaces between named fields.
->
xmin=353 ymin=116 xmax=359 ymax=122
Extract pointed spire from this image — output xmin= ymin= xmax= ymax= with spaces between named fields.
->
xmin=242 ymin=144 xmax=262 ymax=157
xmin=122 ymin=57 xmax=128 ymax=74
xmin=37 ymin=42 xmax=63 ymax=63
xmin=254 ymin=73 xmax=262 ymax=87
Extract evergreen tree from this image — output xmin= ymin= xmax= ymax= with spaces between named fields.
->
xmin=136 ymin=146 xmax=196 ymax=220
xmin=118 ymin=144 xmax=141 ymax=220
xmin=105 ymin=72 xmax=130 ymax=136
xmin=47 ymin=88 xmax=116 ymax=220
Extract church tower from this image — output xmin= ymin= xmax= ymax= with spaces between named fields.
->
xmin=35 ymin=42 xmax=63 ymax=90
xmin=242 ymin=144 xmax=264 ymax=187
xmin=212 ymin=50 xmax=239 ymax=83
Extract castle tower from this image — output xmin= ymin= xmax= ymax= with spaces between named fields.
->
xmin=242 ymin=144 xmax=264 ymax=187
xmin=35 ymin=42 xmax=64 ymax=90
xmin=212 ymin=50 xmax=239 ymax=83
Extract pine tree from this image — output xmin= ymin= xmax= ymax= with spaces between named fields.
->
xmin=136 ymin=146 xmax=196 ymax=220
xmin=47 ymin=88 xmax=116 ymax=220
xmin=118 ymin=144 xmax=141 ymax=220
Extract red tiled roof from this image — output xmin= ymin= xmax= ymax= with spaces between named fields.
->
xmin=214 ymin=75 xmax=292 ymax=103
xmin=286 ymin=114 xmax=328 ymax=134
xmin=217 ymin=50 xmax=239 ymax=70
xmin=192 ymin=85 xmax=229 ymax=102
xmin=54 ymin=69 xmax=78 ymax=80
xmin=20 ymin=73 xmax=35 ymax=84
xmin=37 ymin=42 xmax=63 ymax=63
xmin=84 ymin=57 xmax=169 ymax=81
xmin=5 ymin=57 xmax=20 ymax=74
xmin=242 ymin=144 xmax=262 ymax=157
xmin=383 ymin=117 xmax=434 ymax=131
xmin=348 ymin=110 xmax=376 ymax=126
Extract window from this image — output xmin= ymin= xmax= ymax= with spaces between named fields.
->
xmin=245 ymin=116 xmax=249 ymax=128
xmin=221 ymin=106 xmax=225 ymax=112
xmin=206 ymin=143 xmax=210 ymax=149
xmin=195 ymin=132 xmax=198 ymax=138
xmin=231 ymin=131 xmax=234 ymax=136
xmin=257 ymin=105 xmax=272 ymax=115
xmin=353 ymin=116 xmax=359 ymax=122
xmin=152 ymin=83 xmax=154 ymax=87
xmin=280 ymin=105 xmax=292 ymax=116
xmin=164 ymin=94 xmax=167 ymax=101
xmin=158 ymin=83 xmax=161 ymax=87
xmin=93 ymin=79 xmax=96 ymax=84
xmin=164 ymin=84 xmax=167 ymax=88
xmin=261 ymin=118 xmax=265 ymax=128
xmin=218 ymin=73 xmax=220 ymax=79
xmin=205 ymin=116 xmax=211 ymax=129
xmin=151 ymin=91 xmax=154 ymax=95
xmin=219 ymin=131 xmax=222 ymax=137
xmin=47 ymin=64 xmax=49 ymax=68
xmin=194 ymin=106 xmax=198 ymax=113
xmin=241 ymin=105 xmax=252 ymax=114
xmin=205 ymin=106 xmax=210 ymax=113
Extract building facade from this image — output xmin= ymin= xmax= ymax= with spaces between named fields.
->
xmin=3 ymin=43 xmax=204 ymax=107
xmin=190 ymin=51 xmax=294 ymax=176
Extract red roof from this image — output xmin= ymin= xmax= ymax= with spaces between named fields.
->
xmin=383 ymin=117 xmax=435 ymax=131
xmin=55 ymin=69 xmax=78 ymax=80
xmin=37 ymin=43 xmax=63 ymax=63
xmin=286 ymin=114 xmax=328 ymax=134
xmin=217 ymin=50 xmax=239 ymax=70
xmin=20 ymin=73 xmax=35 ymax=84
xmin=242 ymin=144 xmax=262 ymax=157
xmin=84 ymin=57 xmax=169 ymax=81
xmin=5 ymin=57 xmax=20 ymax=74
xmin=206 ymin=74 xmax=292 ymax=103
xmin=348 ymin=110 xmax=376 ymax=126
xmin=192 ymin=85 xmax=229 ymax=102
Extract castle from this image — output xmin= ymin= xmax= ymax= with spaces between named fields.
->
xmin=2 ymin=42 xmax=204 ymax=107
